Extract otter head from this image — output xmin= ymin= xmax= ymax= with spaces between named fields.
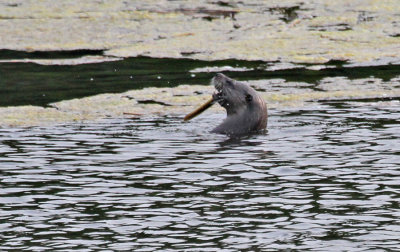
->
xmin=211 ymin=73 xmax=268 ymax=135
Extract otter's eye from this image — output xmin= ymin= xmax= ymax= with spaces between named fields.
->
xmin=245 ymin=94 xmax=253 ymax=102
xmin=226 ymin=80 xmax=234 ymax=86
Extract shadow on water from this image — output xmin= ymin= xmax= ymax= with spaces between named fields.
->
xmin=1 ymin=49 xmax=400 ymax=107
xmin=216 ymin=132 xmax=268 ymax=148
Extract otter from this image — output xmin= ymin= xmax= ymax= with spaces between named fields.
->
xmin=184 ymin=73 xmax=268 ymax=135
xmin=211 ymin=73 xmax=267 ymax=135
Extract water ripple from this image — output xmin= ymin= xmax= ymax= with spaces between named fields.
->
xmin=1 ymin=103 xmax=400 ymax=250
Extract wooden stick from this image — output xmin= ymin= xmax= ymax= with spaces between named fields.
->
xmin=184 ymin=97 xmax=214 ymax=121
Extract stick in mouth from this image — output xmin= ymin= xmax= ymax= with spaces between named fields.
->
xmin=184 ymin=97 xmax=215 ymax=121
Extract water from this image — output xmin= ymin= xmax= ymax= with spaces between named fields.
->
xmin=1 ymin=100 xmax=400 ymax=251
xmin=2 ymin=49 xmax=400 ymax=107
xmin=1 ymin=51 xmax=400 ymax=250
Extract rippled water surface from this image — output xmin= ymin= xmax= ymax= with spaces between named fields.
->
xmin=1 ymin=100 xmax=400 ymax=251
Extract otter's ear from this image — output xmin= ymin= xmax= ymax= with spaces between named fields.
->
xmin=245 ymin=94 xmax=253 ymax=102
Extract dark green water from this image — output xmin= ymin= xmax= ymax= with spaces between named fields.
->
xmin=1 ymin=50 xmax=400 ymax=251
xmin=1 ymin=49 xmax=400 ymax=107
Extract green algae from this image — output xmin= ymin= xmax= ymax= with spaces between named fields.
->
xmin=1 ymin=77 xmax=399 ymax=127
xmin=0 ymin=55 xmax=121 ymax=65
xmin=1 ymin=0 xmax=400 ymax=65
xmin=2 ymin=0 xmax=400 ymax=127
xmin=1 ymin=53 xmax=400 ymax=127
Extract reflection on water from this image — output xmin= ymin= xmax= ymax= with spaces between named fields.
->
xmin=1 ymin=101 xmax=399 ymax=251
